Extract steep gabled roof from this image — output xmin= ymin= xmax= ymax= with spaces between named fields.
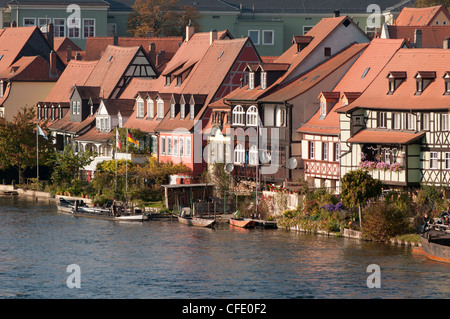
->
xmin=337 ymin=48 xmax=450 ymax=113
xmin=44 ymin=60 xmax=97 ymax=103
xmin=298 ymin=38 xmax=405 ymax=135
xmin=0 ymin=55 xmax=61 ymax=81
xmin=385 ymin=25 xmax=450 ymax=48
xmin=394 ymin=5 xmax=450 ymax=26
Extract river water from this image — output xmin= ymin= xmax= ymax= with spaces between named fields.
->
xmin=0 ymin=196 xmax=449 ymax=299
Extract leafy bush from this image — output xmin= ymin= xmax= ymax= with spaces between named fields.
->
xmin=362 ymin=201 xmax=410 ymax=242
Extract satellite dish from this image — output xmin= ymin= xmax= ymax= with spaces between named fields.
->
xmin=287 ymin=157 xmax=298 ymax=170
xmin=225 ymin=163 xmax=234 ymax=173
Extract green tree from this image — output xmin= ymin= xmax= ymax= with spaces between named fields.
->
xmin=200 ymin=162 xmax=231 ymax=197
xmin=127 ymin=0 xmax=201 ymax=37
xmin=50 ymin=145 xmax=95 ymax=187
xmin=341 ymin=169 xmax=383 ymax=228
xmin=0 ymin=106 xmax=54 ymax=184
xmin=415 ymin=0 xmax=450 ymax=11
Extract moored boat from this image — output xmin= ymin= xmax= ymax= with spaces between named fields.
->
xmin=412 ymin=229 xmax=450 ymax=263
xmin=177 ymin=215 xmax=215 ymax=228
xmin=229 ymin=218 xmax=255 ymax=228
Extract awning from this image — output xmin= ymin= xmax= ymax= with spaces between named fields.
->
xmin=347 ymin=130 xmax=425 ymax=145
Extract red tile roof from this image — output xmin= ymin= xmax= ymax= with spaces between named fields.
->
xmin=298 ymin=38 xmax=405 ymax=135
xmin=394 ymin=5 xmax=450 ymax=26
xmin=347 ymin=130 xmax=425 ymax=144
xmin=386 ymin=25 xmax=450 ymax=48
xmin=337 ymin=48 xmax=450 ymax=113
xmin=44 ymin=60 xmax=98 ymax=103
xmin=0 ymin=55 xmax=60 ymax=81
xmin=0 ymin=27 xmax=37 ymax=72
xmin=84 ymin=36 xmax=182 ymax=73
xmin=74 ymin=126 xmax=114 ymax=142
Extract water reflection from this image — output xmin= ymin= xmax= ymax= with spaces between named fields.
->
xmin=0 ymin=196 xmax=449 ymax=298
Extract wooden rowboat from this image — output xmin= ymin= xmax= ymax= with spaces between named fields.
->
xmin=177 ymin=216 xmax=215 ymax=228
xmin=229 ymin=218 xmax=255 ymax=228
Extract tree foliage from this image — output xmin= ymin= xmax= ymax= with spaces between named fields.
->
xmin=0 ymin=106 xmax=54 ymax=184
xmin=415 ymin=0 xmax=450 ymax=11
xmin=50 ymin=145 xmax=95 ymax=186
xmin=127 ymin=0 xmax=201 ymax=37
xmin=341 ymin=169 xmax=383 ymax=228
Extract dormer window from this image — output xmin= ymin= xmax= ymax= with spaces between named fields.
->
xmin=170 ymin=102 xmax=175 ymax=118
xmin=176 ymin=76 xmax=182 ymax=87
xmin=137 ymin=99 xmax=145 ymax=118
xmin=387 ymin=71 xmax=406 ymax=95
xmin=260 ymin=72 xmax=267 ymax=90
xmin=37 ymin=106 xmax=41 ymax=120
xmin=444 ymin=72 xmax=450 ymax=95
xmin=180 ymin=103 xmax=185 ymax=119
xmin=190 ymin=104 xmax=195 ymax=119
xmin=165 ymin=76 xmax=171 ymax=86
xmin=248 ymin=72 xmax=255 ymax=90
xmin=320 ymin=100 xmax=326 ymax=117
xmin=0 ymin=80 xmax=3 ymax=98
xmin=157 ymin=99 xmax=164 ymax=119
xmin=147 ymin=98 xmax=154 ymax=118
xmin=58 ymin=106 xmax=62 ymax=119
xmin=415 ymin=71 xmax=436 ymax=95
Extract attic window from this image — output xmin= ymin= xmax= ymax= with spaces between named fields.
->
xmin=165 ymin=76 xmax=171 ymax=86
xmin=260 ymin=72 xmax=267 ymax=90
xmin=343 ymin=19 xmax=351 ymax=27
xmin=324 ymin=47 xmax=331 ymax=57
xmin=107 ymin=55 xmax=113 ymax=62
xmin=443 ymin=72 xmax=450 ymax=95
xmin=415 ymin=71 xmax=436 ymax=95
xmin=361 ymin=67 xmax=370 ymax=79
xmin=311 ymin=75 xmax=320 ymax=82
xmin=248 ymin=72 xmax=255 ymax=90
xmin=10 ymin=66 xmax=19 ymax=74
xmin=387 ymin=71 xmax=406 ymax=95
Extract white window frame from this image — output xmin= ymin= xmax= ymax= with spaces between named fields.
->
xmin=186 ymin=137 xmax=191 ymax=157
xmin=234 ymin=143 xmax=245 ymax=164
xmin=262 ymin=30 xmax=274 ymax=45
xmin=248 ymin=30 xmax=260 ymax=45
xmin=260 ymin=72 xmax=267 ymax=90
xmin=137 ymin=99 xmax=145 ymax=118
xmin=190 ymin=104 xmax=195 ymax=119
xmin=430 ymin=152 xmax=438 ymax=169
xmin=160 ymin=136 xmax=165 ymax=155
xmin=167 ymin=137 xmax=172 ymax=155
xmin=23 ymin=18 xmax=36 ymax=26
xmin=68 ymin=18 xmax=81 ymax=39
xmin=393 ymin=112 xmax=401 ymax=130
xmin=407 ymin=113 xmax=415 ymax=130
xmin=173 ymin=137 xmax=178 ymax=156
xmin=249 ymin=144 xmax=258 ymax=166
xmin=309 ymin=141 xmax=315 ymax=159
xmin=322 ymin=142 xmax=328 ymax=161
xmin=83 ymin=18 xmax=95 ymax=38
xmin=378 ymin=112 xmax=387 ymax=128
xmin=157 ymin=99 xmax=164 ymax=119
xmin=275 ymin=106 xmax=285 ymax=127
xmin=53 ymin=18 xmax=65 ymax=38
xmin=248 ymin=72 xmax=255 ymax=90
xmin=445 ymin=152 xmax=450 ymax=169
xmin=180 ymin=104 xmax=185 ymax=119
xmin=147 ymin=98 xmax=154 ymax=118
xmin=334 ymin=143 xmax=339 ymax=162
xmin=246 ymin=105 xmax=258 ymax=126
xmin=76 ymin=101 xmax=81 ymax=115
xmin=38 ymin=18 xmax=51 ymax=29
xmin=320 ymin=100 xmax=327 ymax=117
xmin=233 ymin=105 xmax=245 ymax=125
xmin=422 ymin=113 xmax=430 ymax=130
xmin=170 ymin=103 xmax=175 ymax=118
xmin=303 ymin=26 xmax=314 ymax=35
xmin=442 ymin=113 xmax=449 ymax=131
xmin=179 ymin=137 xmax=184 ymax=157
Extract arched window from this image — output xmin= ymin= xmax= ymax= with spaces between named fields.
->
xmin=233 ymin=105 xmax=244 ymax=125
xmin=234 ymin=143 xmax=245 ymax=164
xmin=246 ymin=105 xmax=258 ymax=126
xmin=248 ymin=144 xmax=258 ymax=166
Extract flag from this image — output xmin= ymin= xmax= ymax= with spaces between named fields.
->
xmin=116 ymin=129 xmax=122 ymax=150
xmin=37 ymin=124 xmax=48 ymax=140
xmin=127 ymin=131 xmax=139 ymax=146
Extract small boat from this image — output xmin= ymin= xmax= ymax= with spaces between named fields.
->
xmin=177 ymin=215 xmax=215 ymax=228
xmin=71 ymin=205 xmax=148 ymax=222
xmin=229 ymin=218 xmax=255 ymax=228
xmin=413 ymin=228 xmax=450 ymax=263
xmin=57 ymin=197 xmax=87 ymax=213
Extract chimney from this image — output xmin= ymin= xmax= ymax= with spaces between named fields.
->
xmin=334 ymin=10 xmax=340 ymax=17
xmin=210 ymin=29 xmax=217 ymax=45
xmin=49 ymin=50 xmax=57 ymax=77
xmin=46 ymin=23 xmax=54 ymax=50
xmin=67 ymin=45 xmax=72 ymax=62
xmin=156 ymin=50 xmax=165 ymax=66
xmin=149 ymin=42 xmax=156 ymax=53
xmin=186 ymin=23 xmax=195 ymax=41
xmin=444 ymin=38 xmax=450 ymax=49
xmin=113 ymin=33 xmax=118 ymax=46
xmin=414 ymin=29 xmax=422 ymax=48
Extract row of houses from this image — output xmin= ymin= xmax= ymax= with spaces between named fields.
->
xmin=2 ymin=5 xmax=450 ymax=192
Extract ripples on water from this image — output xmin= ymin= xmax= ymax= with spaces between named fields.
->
xmin=0 ymin=196 xmax=449 ymax=299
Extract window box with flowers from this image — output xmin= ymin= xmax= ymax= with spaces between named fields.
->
xmin=359 ymin=152 xmax=405 ymax=172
